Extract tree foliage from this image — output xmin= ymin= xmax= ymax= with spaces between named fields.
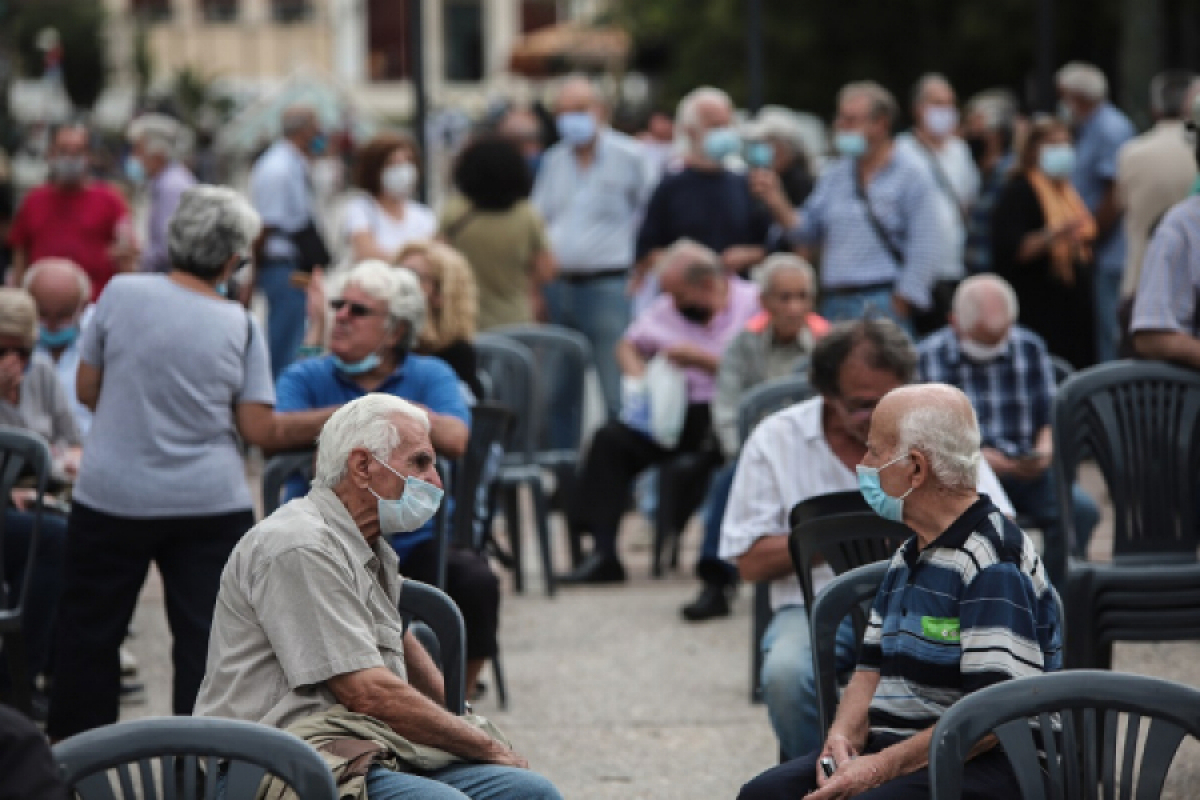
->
xmin=9 ymin=0 xmax=108 ymax=111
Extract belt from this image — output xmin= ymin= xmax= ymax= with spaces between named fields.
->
xmin=822 ymin=280 xmax=894 ymax=298
xmin=560 ymin=268 xmax=629 ymax=284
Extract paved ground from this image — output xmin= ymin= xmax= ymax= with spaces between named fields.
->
xmin=119 ymin=466 xmax=1200 ymax=799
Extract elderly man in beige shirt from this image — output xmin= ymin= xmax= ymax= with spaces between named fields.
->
xmin=194 ymin=393 xmax=561 ymax=800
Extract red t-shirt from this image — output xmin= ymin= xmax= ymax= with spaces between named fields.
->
xmin=9 ymin=182 xmax=130 ymax=301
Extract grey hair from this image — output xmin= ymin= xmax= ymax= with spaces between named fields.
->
xmin=911 ymin=73 xmax=953 ymax=107
xmin=654 ymin=237 xmax=720 ymax=280
xmin=893 ymin=384 xmax=981 ymax=490
xmin=0 ymin=288 xmax=38 ymax=347
xmin=281 ymin=105 xmax=318 ymax=137
xmin=333 ymin=259 xmax=427 ymax=350
xmin=838 ymin=81 xmax=899 ymax=125
xmin=952 ymin=274 xmax=1019 ymax=334
xmin=965 ymin=89 xmax=1018 ymax=130
xmin=677 ymin=86 xmax=733 ymax=129
xmin=23 ymin=258 xmax=92 ymax=306
xmin=1057 ymin=62 xmax=1108 ymax=101
xmin=755 ymin=253 xmax=815 ymax=296
xmin=1150 ymin=70 xmax=1195 ymax=118
xmin=312 ymin=393 xmax=431 ymax=489
xmin=167 ymin=186 xmax=262 ymax=278
xmin=127 ymin=113 xmax=185 ymax=158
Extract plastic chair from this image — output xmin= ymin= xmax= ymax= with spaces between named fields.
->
xmin=474 ymin=334 xmax=556 ymax=595
xmin=260 ymin=449 xmax=316 ymax=517
xmin=397 ymin=579 xmax=468 ymax=715
xmin=0 ymin=427 xmax=52 ymax=716
xmin=53 ymin=716 xmax=336 ymax=799
xmin=930 ymin=670 xmax=1200 ymax=800
xmin=788 ymin=508 xmax=909 ymax=612
xmin=809 ymin=560 xmax=890 ymax=738
xmin=1049 ymin=354 xmax=1076 ymax=387
xmin=1052 ymin=360 xmax=1200 ymax=669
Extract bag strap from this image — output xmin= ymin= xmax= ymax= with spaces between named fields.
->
xmin=854 ymin=168 xmax=904 ymax=266
xmin=912 ymin=134 xmax=969 ymax=224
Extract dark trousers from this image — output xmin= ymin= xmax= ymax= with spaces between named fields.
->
xmin=696 ymin=459 xmax=739 ymax=586
xmin=403 ymin=541 xmax=500 ymax=661
xmin=1 ymin=509 xmax=68 ymax=685
xmin=737 ymin=733 xmax=1019 ymax=800
xmin=46 ymin=502 xmax=253 ymax=739
xmin=570 ymin=404 xmax=713 ymax=557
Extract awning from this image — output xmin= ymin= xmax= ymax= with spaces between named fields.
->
xmin=508 ymin=22 xmax=631 ymax=79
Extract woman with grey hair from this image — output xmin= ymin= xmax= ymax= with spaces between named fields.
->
xmin=47 ymin=185 xmax=339 ymax=740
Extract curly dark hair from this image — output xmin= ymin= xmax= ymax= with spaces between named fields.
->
xmin=354 ymin=132 xmax=419 ymax=198
xmin=451 ymin=134 xmax=532 ymax=211
xmin=809 ymin=317 xmax=917 ymax=398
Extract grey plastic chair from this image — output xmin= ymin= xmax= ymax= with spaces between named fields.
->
xmin=0 ymin=426 xmax=52 ymax=716
xmin=53 ymin=716 xmax=336 ymax=799
xmin=260 ymin=450 xmax=316 ymax=517
xmin=930 ymin=670 xmax=1200 ymax=800
xmin=398 ymin=579 xmax=468 ymax=715
xmin=1052 ymin=360 xmax=1200 ymax=668
xmin=474 ymin=334 xmax=556 ymax=595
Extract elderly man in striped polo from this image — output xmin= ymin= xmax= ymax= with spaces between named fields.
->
xmin=738 ymin=383 xmax=1062 ymax=800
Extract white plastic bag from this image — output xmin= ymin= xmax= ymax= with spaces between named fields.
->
xmin=619 ymin=354 xmax=688 ymax=449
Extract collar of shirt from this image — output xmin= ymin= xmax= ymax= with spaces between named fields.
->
xmin=900 ymin=493 xmax=995 ymax=568
xmin=761 ymin=323 xmax=814 ymax=352
xmin=307 ymin=486 xmax=398 ymax=577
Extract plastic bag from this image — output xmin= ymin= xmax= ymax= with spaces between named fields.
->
xmin=619 ymin=354 xmax=688 ymax=448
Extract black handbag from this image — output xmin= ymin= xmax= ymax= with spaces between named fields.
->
xmin=289 ymin=220 xmax=332 ymax=274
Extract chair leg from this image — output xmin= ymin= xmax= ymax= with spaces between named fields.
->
xmin=751 ymin=584 xmax=771 ymax=705
xmin=530 ymin=481 xmax=556 ymax=597
xmin=3 ymin=630 xmax=31 ymax=716
xmin=555 ymin=465 xmax=584 ymax=568
xmin=492 ymin=651 xmax=509 ymax=711
xmin=502 ymin=486 xmax=524 ymax=594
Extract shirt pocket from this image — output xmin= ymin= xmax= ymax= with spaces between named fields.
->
xmin=374 ymin=621 xmax=408 ymax=677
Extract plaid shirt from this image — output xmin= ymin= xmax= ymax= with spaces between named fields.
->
xmin=917 ymin=325 xmax=1056 ymax=458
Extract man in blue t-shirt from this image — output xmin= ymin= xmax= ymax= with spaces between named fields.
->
xmin=277 ymin=260 xmax=498 ymax=696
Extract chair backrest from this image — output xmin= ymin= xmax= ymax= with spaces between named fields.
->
xmin=1052 ymin=360 xmax=1200 ymax=574
xmin=260 ymin=450 xmax=316 ymax=518
xmin=450 ymin=404 xmax=513 ymax=550
xmin=930 ymin=670 xmax=1200 ymax=800
xmin=0 ymin=426 xmax=52 ymax=619
xmin=736 ymin=375 xmax=814 ymax=445
xmin=474 ymin=334 xmax=540 ymax=463
xmin=1049 ymin=354 xmax=1075 ymax=387
xmin=397 ymin=579 xmax=467 ymax=715
xmin=809 ymin=560 xmax=889 ymax=738
xmin=53 ymin=716 xmax=337 ymax=799
xmin=491 ymin=324 xmax=592 ymax=455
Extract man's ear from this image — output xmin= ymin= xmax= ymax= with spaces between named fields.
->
xmin=346 ymin=448 xmax=373 ymax=488
xmin=909 ymin=449 xmax=930 ymax=489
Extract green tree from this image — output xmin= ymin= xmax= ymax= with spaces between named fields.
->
xmin=10 ymin=0 xmax=108 ymax=111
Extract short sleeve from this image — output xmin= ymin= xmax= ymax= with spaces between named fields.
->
xmin=419 ymin=359 xmax=470 ymax=424
xmin=340 ymin=194 xmax=373 ymax=235
xmin=621 ymin=298 xmax=667 ymax=356
xmin=527 ymin=203 xmax=550 ymax=254
xmin=77 ymin=284 xmax=113 ymax=367
xmin=237 ymin=316 xmax=275 ymax=406
xmin=7 ymin=194 xmax=31 ymax=248
xmin=959 ymin=564 xmax=1047 ymax=692
xmin=718 ymin=423 xmax=789 ymax=560
xmin=251 ymin=547 xmax=387 ymax=688
xmin=275 ymin=361 xmax=319 ymax=412
xmin=1131 ymin=217 xmax=1196 ymax=334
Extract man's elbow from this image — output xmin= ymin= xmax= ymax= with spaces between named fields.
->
xmin=1132 ymin=331 xmax=1171 ymax=360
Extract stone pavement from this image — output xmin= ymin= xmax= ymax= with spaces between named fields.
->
xmin=119 ymin=467 xmax=1200 ymax=799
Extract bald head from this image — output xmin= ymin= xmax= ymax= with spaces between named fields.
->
xmin=873 ymin=384 xmax=981 ymax=490
xmin=24 ymin=258 xmax=91 ymax=337
xmin=654 ymin=238 xmax=721 ymax=295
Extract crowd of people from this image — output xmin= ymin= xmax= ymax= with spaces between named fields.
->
xmin=2 ymin=57 xmax=1200 ymax=799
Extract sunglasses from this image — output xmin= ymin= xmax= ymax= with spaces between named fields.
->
xmin=330 ymin=299 xmax=383 ymax=318
xmin=0 ymin=346 xmax=32 ymax=361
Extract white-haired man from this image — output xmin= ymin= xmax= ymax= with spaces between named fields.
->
xmin=918 ymin=274 xmax=1099 ymax=587
xmin=533 ymin=75 xmax=653 ymax=423
xmin=634 ymin=86 xmax=771 ymax=290
xmin=24 ymin=258 xmax=93 ymax=435
xmin=739 ymin=384 xmax=1061 ymax=800
xmin=196 ymin=394 xmax=561 ymax=799
xmin=742 ymin=106 xmax=816 ymax=207
xmin=1057 ymin=62 xmax=1134 ymax=363
xmin=126 ymin=113 xmax=197 ymax=274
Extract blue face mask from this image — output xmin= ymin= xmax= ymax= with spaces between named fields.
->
xmin=39 ymin=324 xmax=79 ymax=349
xmin=556 ymin=111 xmax=597 ymax=146
xmin=1039 ymin=143 xmax=1076 ymax=179
xmin=124 ymin=155 xmax=145 ymax=185
xmin=333 ymin=352 xmax=381 ymax=375
xmin=856 ymin=453 xmax=913 ymax=523
xmin=834 ymin=130 xmax=868 ymax=158
xmin=370 ymin=457 xmax=444 ymax=534
xmin=703 ymin=127 xmax=742 ymax=163
xmin=745 ymin=141 xmax=775 ymax=168
xmin=309 ymin=133 xmax=328 ymax=156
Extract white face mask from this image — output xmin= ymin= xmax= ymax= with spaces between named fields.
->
xmin=923 ymin=106 xmax=959 ymax=138
xmin=959 ymin=336 xmax=1009 ymax=362
xmin=381 ymin=162 xmax=418 ymax=198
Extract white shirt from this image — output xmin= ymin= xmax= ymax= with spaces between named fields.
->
xmin=894 ymin=133 xmax=980 ymax=281
xmin=249 ymin=140 xmax=313 ymax=260
xmin=718 ymin=395 xmax=1015 ymax=612
xmin=34 ymin=306 xmax=94 ymax=438
xmin=340 ymin=193 xmax=437 ymax=257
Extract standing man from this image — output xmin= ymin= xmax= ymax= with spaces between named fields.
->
xmin=23 ymin=258 xmax=93 ymax=436
xmin=249 ymin=105 xmax=329 ymax=378
xmin=8 ymin=122 xmax=134 ymax=300
xmin=752 ymin=82 xmax=945 ymax=327
xmin=1057 ymin=62 xmax=1135 ymax=363
xmin=126 ymin=113 xmax=196 ymax=274
xmin=533 ymin=75 xmax=652 ymax=424
xmin=962 ymin=90 xmax=1018 ymax=275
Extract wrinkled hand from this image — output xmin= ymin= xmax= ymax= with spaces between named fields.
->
xmin=807 ymin=752 xmax=887 ymax=798
xmin=815 ymin=733 xmax=859 ymax=789
xmin=663 ymin=343 xmax=708 ymax=369
xmin=10 ymin=488 xmax=36 ymax=512
xmin=485 ymin=742 xmax=530 ymax=770
xmin=56 ymin=446 xmax=82 ymax=480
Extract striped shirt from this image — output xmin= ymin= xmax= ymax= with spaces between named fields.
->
xmin=859 ymin=496 xmax=1061 ymax=739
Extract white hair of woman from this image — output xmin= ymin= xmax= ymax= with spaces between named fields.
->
xmin=952 ymin=274 xmax=1020 ymax=335
xmin=1057 ymin=62 xmax=1108 ymax=101
xmin=167 ymin=185 xmax=261 ymax=278
xmin=0 ymin=288 xmax=38 ymax=347
xmin=332 ymin=259 xmax=428 ymax=350
xmin=892 ymin=384 xmax=981 ymax=490
xmin=676 ymin=86 xmax=732 ymax=130
xmin=312 ymin=393 xmax=430 ymax=489
xmin=127 ymin=113 xmax=190 ymax=158
xmin=754 ymin=253 xmax=816 ymax=295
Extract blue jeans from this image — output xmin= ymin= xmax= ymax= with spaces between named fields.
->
xmin=543 ymin=273 xmax=631 ymax=428
xmin=696 ymin=460 xmax=739 ymax=585
xmin=1000 ymin=473 xmax=1099 ymax=590
xmin=760 ymin=606 xmax=858 ymax=760
xmin=819 ymin=286 xmax=912 ymax=336
xmin=256 ymin=257 xmax=308 ymax=380
xmin=1093 ymin=268 xmax=1122 ymax=363
xmin=365 ymin=763 xmax=562 ymax=799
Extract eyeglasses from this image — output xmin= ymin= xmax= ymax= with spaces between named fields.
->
xmin=330 ymin=298 xmax=383 ymax=318
xmin=0 ymin=346 xmax=32 ymax=361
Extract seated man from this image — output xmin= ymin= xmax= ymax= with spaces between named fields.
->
xmin=719 ymin=318 xmax=1015 ymax=760
xmin=24 ymin=258 xmax=93 ymax=436
xmin=277 ymin=260 xmax=498 ymax=695
xmin=919 ymin=274 xmax=1100 ymax=588
xmin=738 ymin=384 xmax=1061 ymax=799
xmin=562 ymin=240 xmax=761 ymax=584
xmin=682 ymin=253 xmax=822 ymax=621
xmin=196 ymin=394 xmax=560 ymax=799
